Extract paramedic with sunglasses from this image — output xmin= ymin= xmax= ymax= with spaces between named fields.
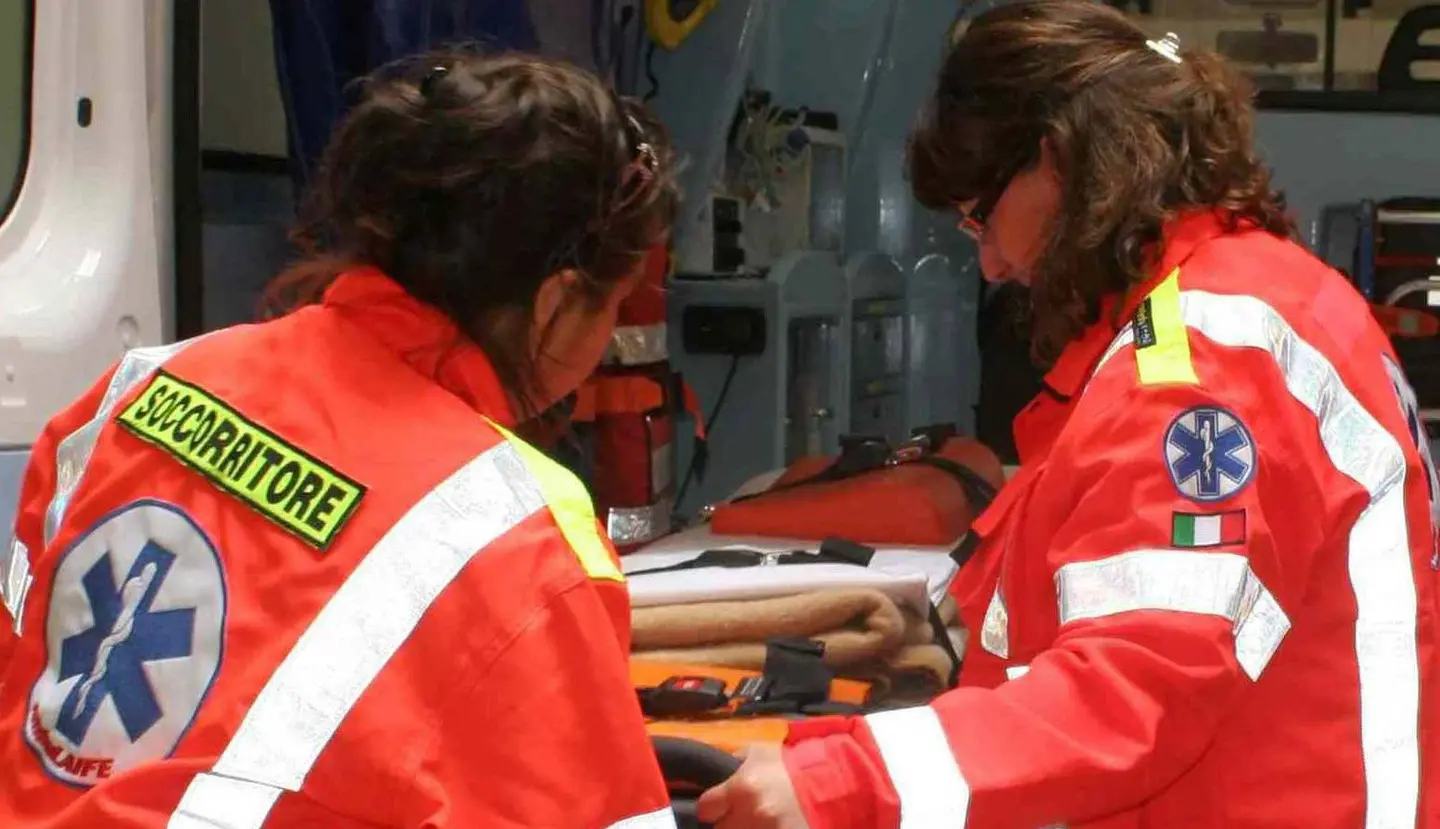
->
xmin=0 ymin=51 xmax=683 ymax=828
xmin=699 ymin=1 xmax=1440 ymax=827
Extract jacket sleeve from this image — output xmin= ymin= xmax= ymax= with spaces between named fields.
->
xmin=782 ymin=377 xmax=1332 ymax=829
xmin=0 ymin=365 xmax=119 ymax=679
xmin=413 ymin=572 xmax=673 ymax=829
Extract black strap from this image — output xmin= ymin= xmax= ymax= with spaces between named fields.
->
xmin=626 ymin=536 xmax=876 ymax=578
xmin=761 ymin=637 xmax=833 ymax=706
xmin=816 ymin=536 xmax=876 ymax=566
xmin=926 ymin=601 xmax=963 ymax=688
xmin=949 ymin=532 xmax=981 ymax=569
xmin=912 ymin=456 xmax=998 ymax=514
xmin=734 ymin=637 xmax=868 ymax=717
xmin=625 ymin=548 xmax=777 ymax=577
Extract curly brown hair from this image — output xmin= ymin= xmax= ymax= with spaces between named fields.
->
xmin=909 ymin=0 xmax=1293 ymax=364
xmin=263 ymin=48 xmax=679 ymax=418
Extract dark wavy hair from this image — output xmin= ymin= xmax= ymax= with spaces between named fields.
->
xmin=263 ymin=47 xmax=679 ymax=418
xmin=909 ymin=0 xmax=1293 ymax=364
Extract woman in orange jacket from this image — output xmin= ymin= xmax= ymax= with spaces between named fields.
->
xmin=700 ymin=2 xmax=1439 ymax=827
xmin=0 ymin=50 xmax=681 ymax=827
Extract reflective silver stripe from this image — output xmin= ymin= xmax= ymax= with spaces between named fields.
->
xmin=169 ymin=775 xmax=282 ymax=829
xmin=865 ymin=706 xmax=970 ymax=827
xmin=1099 ymin=289 xmax=1419 ymax=828
xmin=170 ymin=778 xmax=679 ymax=829
xmin=1004 ymin=664 xmax=1030 ymax=681
xmin=1094 ymin=323 xmax=1134 ymax=375
xmin=606 ymin=497 xmax=672 ymax=546
xmin=167 ymin=441 xmax=548 ymax=829
xmin=1055 ymin=550 xmax=1290 ymax=680
xmin=1233 ymin=581 xmax=1291 ymax=681
xmin=980 ymin=588 xmax=1009 ymax=659
xmin=607 ymin=807 xmax=680 ymax=829
xmin=0 ymin=536 xmax=32 ymax=635
xmin=45 ymin=339 xmax=200 ymax=546
xmin=608 ymin=322 xmax=668 ymax=365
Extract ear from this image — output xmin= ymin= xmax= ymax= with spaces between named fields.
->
xmin=533 ymin=268 xmax=582 ymax=333
xmin=1036 ymin=137 xmax=1063 ymax=184
xmin=1038 ymin=137 xmax=1055 ymax=170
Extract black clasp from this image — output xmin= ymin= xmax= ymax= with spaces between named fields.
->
xmin=836 ymin=435 xmax=892 ymax=475
xmin=890 ymin=423 xmax=959 ymax=465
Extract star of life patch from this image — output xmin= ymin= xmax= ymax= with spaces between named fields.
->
xmin=1165 ymin=406 xmax=1256 ymax=502
xmin=24 ymin=500 xmax=226 ymax=786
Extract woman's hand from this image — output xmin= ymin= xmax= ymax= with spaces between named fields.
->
xmin=695 ymin=743 xmax=812 ymax=829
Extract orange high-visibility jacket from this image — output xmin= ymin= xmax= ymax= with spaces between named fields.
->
xmin=780 ymin=211 xmax=1440 ymax=829
xmin=0 ymin=269 xmax=675 ymax=828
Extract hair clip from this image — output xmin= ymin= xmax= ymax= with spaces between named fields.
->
xmin=625 ymin=115 xmax=658 ymax=173
xmin=1146 ymin=32 xmax=1183 ymax=64
xmin=419 ymin=65 xmax=449 ymax=97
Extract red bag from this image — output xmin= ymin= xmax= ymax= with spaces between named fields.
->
xmin=709 ymin=431 xmax=1004 ymax=547
xmin=572 ymin=366 xmax=705 ymax=551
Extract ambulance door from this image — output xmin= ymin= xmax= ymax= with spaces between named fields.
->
xmin=0 ymin=0 xmax=176 ymax=531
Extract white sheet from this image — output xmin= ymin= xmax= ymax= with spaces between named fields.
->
xmin=623 ymin=523 xmax=960 ymax=614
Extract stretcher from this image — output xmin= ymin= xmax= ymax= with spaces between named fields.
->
xmin=629 ymin=527 xmax=964 ymax=818
xmin=632 ymin=427 xmax=1003 ymax=824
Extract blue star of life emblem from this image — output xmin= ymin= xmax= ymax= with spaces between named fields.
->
xmin=26 ymin=500 xmax=226 ymax=787
xmin=1165 ymin=406 xmax=1256 ymax=502
xmin=55 ymin=542 xmax=195 ymax=746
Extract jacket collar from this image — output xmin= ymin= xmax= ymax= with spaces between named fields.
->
xmin=1039 ymin=209 xmax=1235 ymax=399
xmin=321 ymin=267 xmax=518 ymax=428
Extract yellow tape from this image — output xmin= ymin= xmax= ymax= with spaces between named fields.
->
xmin=117 ymin=371 xmax=365 ymax=551
xmin=644 ymin=0 xmax=717 ymax=50
xmin=490 ymin=422 xmax=624 ymax=583
xmin=1134 ymin=267 xmax=1199 ymax=386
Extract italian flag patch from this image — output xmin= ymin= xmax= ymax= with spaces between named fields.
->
xmin=1172 ymin=510 xmax=1246 ymax=547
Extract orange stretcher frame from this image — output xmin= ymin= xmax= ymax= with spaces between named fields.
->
xmin=633 ymin=660 xmax=872 ymax=756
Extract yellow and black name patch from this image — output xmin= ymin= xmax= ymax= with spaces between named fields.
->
xmin=117 ymin=371 xmax=365 ymax=551
xmin=1132 ymin=297 xmax=1158 ymax=349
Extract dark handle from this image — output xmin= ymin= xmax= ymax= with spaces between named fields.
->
xmin=654 ymin=735 xmax=744 ymax=829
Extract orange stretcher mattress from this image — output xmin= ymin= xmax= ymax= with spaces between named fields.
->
xmin=633 ymin=660 xmax=872 ymax=756
xmin=708 ymin=436 xmax=1004 ymax=547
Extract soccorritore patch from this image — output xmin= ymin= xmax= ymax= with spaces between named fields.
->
xmin=116 ymin=371 xmax=365 ymax=551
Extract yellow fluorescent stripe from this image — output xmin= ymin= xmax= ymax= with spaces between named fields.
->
xmin=1135 ymin=267 xmax=1199 ymax=386
xmin=488 ymin=421 xmax=624 ymax=582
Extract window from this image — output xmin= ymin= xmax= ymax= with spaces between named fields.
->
xmin=0 ymin=0 xmax=31 ymax=218
xmin=1112 ymin=0 xmax=1440 ymax=112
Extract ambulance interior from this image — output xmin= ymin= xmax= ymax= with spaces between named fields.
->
xmin=2 ymin=0 xmax=1440 ymax=819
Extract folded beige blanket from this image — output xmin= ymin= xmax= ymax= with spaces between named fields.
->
xmin=859 ymin=625 xmax=968 ymax=704
xmin=632 ymin=590 xmax=964 ymax=701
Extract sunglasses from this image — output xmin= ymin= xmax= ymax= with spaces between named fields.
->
xmin=956 ymin=154 xmax=1030 ymax=241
